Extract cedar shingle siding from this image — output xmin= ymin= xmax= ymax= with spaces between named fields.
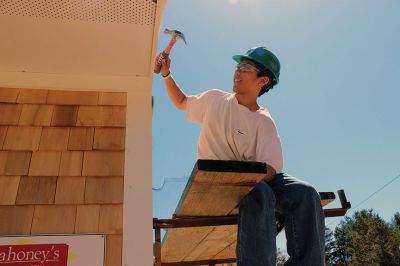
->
xmin=0 ymin=87 xmax=126 ymax=266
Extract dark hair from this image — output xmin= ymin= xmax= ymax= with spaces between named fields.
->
xmin=252 ymin=60 xmax=277 ymax=97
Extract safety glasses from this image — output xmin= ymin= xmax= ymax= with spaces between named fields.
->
xmin=236 ymin=62 xmax=260 ymax=73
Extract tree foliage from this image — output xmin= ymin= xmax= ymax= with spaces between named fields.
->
xmin=326 ymin=209 xmax=400 ymax=265
xmin=391 ymin=212 xmax=400 ymax=231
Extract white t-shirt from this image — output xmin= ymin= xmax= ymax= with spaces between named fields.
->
xmin=186 ymin=89 xmax=283 ymax=173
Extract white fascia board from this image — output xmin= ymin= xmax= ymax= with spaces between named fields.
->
xmin=0 ymin=71 xmax=151 ymax=92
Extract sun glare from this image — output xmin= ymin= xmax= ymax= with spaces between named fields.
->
xmin=228 ymin=0 xmax=239 ymax=5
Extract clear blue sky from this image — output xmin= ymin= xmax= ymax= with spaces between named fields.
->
xmin=152 ymin=0 xmax=400 ymax=251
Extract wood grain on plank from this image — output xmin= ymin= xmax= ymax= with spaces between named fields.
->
xmin=161 ymin=226 xmax=215 ymax=263
xmin=213 ymin=239 xmax=237 ymax=260
xmin=175 ymin=170 xmax=265 ymax=217
xmin=184 ymin=225 xmax=237 ymax=261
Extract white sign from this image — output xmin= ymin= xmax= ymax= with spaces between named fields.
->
xmin=0 ymin=234 xmax=105 ymax=266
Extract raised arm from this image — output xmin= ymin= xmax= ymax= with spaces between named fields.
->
xmin=159 ymin=56 xmax=187 ymax=110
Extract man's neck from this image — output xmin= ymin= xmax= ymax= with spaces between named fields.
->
xmin=235 ymin=93 xmax=260 ymax=112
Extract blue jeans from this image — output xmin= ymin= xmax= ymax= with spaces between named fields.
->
xmin=236 ymin=173 xmax=325 ymax=266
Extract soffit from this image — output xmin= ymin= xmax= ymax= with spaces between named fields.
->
xmin=0 ymin=0 xmax=159 ymax=77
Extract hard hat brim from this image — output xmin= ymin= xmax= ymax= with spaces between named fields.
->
xmin=232 ymin=55 xmax=266 ymax=73
xmin=233 ymin=55 xmax=252 ymax=64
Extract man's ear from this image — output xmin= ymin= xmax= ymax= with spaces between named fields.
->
xmin=259 ymin=76 xmax=269 ymax=87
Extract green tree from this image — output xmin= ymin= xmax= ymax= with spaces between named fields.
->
xmin=325 ymin=227 xmax=339 ymax=265
xmin=332 ymin=224 xmax=350 ymax=265
xmin=391 ymin=212 xmax=400 ymax=231
xmin=334 ymin=209 xmax=400 ymax=265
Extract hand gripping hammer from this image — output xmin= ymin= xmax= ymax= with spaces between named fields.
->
xmin=154 ymin=28 xmax=187 ymax=74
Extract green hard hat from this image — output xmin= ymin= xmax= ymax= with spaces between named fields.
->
xmin=233 ymin=46 xmax=280 ymax=85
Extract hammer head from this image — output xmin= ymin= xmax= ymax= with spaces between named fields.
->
xmin=164 ymin=28 xmax=187 ymax=44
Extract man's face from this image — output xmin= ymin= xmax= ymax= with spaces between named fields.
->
xmin=233 ymin=59 xmax=268 ymax=95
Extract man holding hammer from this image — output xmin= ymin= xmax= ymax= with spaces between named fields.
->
xmin=156 ymin=46 xmax=325 ymax=265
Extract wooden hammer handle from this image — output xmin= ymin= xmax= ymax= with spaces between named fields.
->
xmin=154 ymin=51 xmax=169 ymax=74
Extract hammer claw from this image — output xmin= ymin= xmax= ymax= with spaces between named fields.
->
xmin=154 ymin=28 xmax=186 ymax=74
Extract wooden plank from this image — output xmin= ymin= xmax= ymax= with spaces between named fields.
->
xmin=184 ymin=225 xmax=237 ymax=262
xmin=162 ymin=160 xmax=266 ymax=262
xmin=0 ymin=176 xmax=20 ymax=205
xmin=175 ymin=161 xmax=266 ymax=217
xmin=0 ymin=205 xmax=35 ymax=234
xmin=177 ymin=183 xmax=253 ymax=217
xmin=213 ymin=240 xmax=236 ymax=260
xmin=161 ymin=227 xmax=215 ymax=263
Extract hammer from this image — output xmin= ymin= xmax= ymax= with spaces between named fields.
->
xmin=154 ymin=28 xmax=187 ymax=74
